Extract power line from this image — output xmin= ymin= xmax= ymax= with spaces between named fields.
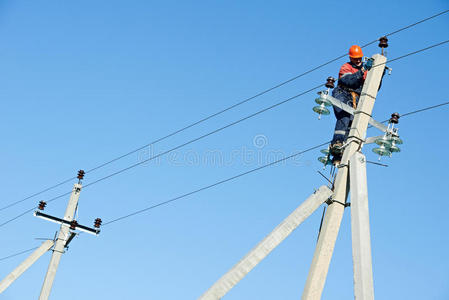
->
xmin=0 ymin=84 xmax=322 ymax=229
xmin=0 ymin=178 xmax=76 ymax=212
xmin=103 ymin=98 xmax=449 ymax=226
xmin=3 ymin=99 xmax=449 ymax=258
xmin=401 ymin=101 xmax=449 ymax=117
xmin=3 ymin=37 xmax=449 ymax=229
xmin=376 ymin=101 xmax=449 ymax=124
xmin=371 ymin=39 xmax=449 ymax=70
xmin=0 ymin=192 xmax=73 ymax=228
xmin=103 ymin=142 xmax=330 ymax=226
xmin=388 ymin=40 xmax=449 ymax=63
xmin=0 ymin=208 xmax=36 ymax=228
xmin=82 ymin=85 xmax=323 ymax=189
xmin=382 ymin=9 xmax=449 ymax=37
xmin=39 ymin=39 xmax=449 ymax=193
xmin=0 ymin=246 xmax=39 ymax=262
xmin=3 ymin=9 xmax=447 ymax=213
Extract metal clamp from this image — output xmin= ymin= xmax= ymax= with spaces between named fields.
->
xmin=325 ymin=197 xmax=350 ymax=207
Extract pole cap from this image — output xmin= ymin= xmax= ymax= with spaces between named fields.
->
xmin=378 ymin=36 xmax=389 ymax=49
xmin=389 ymin=112 xmax=400 ymax=124
xmin=325 ymin=76 xmax=336 ymax=89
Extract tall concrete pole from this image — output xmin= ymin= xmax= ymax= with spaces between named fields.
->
xmin=349 ymin=152 xmax=374 ymax=299
xmin=199 ymin=186 xmax=332 ymax=300
xmin=302 ymin=54 xmax=386 ymax=300
xmin=39 ymin=183 xmax=82 ymax=300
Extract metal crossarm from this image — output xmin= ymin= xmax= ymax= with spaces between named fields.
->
xmin=34 ymin=211 xmax=99 ymax=235
xmin=322 ymin=94 xmax=388 ymax=133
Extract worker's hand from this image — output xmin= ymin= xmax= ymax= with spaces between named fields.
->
xmin=363 ymin=58 xmax=374 ymax=71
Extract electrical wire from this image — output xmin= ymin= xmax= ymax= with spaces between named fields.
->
xmin=82 ymin=85 xmax=322 ymax=189
xmin=2 ymin=9 xmax=447 ymax=213
xmin=2 ymin=98 xmax=449 ymax=259
xmin=388 ymin=39 xmax=449 ymax=63
xmin=0 ymin=246 xmax=39 ymax=262
xmin=3 ymin=38 xmax=449 ymax=229
xmin=361 ymin=9 xmax=449 ymax=47
xmin=377 ymin=101 xmax=449 ymax=124
xmin=102 ymin=141 xmax=330 ymax=226
xmin=44 ymin=39 xmax=449 ymax=193
xmin=381 ymin=9 xmax=449 ymax=38
xmin=0 ymin=192 xmax=73 ymax=228
xmin=400 ymin=101 xmax=449 ymax=117
xmin=0 ymin=178 xmax=77 ymax=212
xmin=103 ymin=97 xmax=449 ymax=226
xmin=373 ymin=40 xmax=449 ymax=69
xmin=0 ymin=84 xmax=322 ymax=228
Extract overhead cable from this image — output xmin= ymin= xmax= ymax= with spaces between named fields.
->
xmin=3 ymin=9 xmax=447 ymax=212
xmin=0 ymin=84 xmax=322 ymax=228
xmin=3 ymin=38 xmax=449 ymax=229
xmin=0 ymin=246 xmax=39 ymax=262
xmin=42 ymin=38 xmax=449 ymax=194
xmin=102 ymin=142 xmax=330 ymax=226
xmin=102 ymin=98 xmax=449 ymax=225
xmin=2 ymin=99 xmax=449 ymax=256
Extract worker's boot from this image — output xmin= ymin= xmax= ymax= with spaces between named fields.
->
xmin=330 ymin=141 xmax=343 ymax=165
xmin=330 ymin=141 xmax=343 ymax=156
xmin=331 ymin=153 xmax=342 ymax=166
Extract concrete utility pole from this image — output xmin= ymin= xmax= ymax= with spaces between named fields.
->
xmin=39 ymin=182 xmax=82 ymax=300
xmin=350 ymin=152 xmax=374 ymax=299
xmin=0 ymin=240 xmax=54 ymax=293
xmin=199 ymin=47 xmax=395 ymax=299
xmin=199 ymin=186 xmax=332 ymax=300
xmin=0 ymin=170 xmax=101 ymax=297
xmin=301 ymin=54 xmax=386 ymax=300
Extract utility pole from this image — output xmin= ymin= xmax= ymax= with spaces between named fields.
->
xmin=0 ymin=170 xmax=102 ymax=296
xmin=350 ymin=152 xmax=374 ymax=299
xmin=36 ymin=170 xmax=101 ymax=300
xmin=199 ymin=186 xmax=332 ymax=300
xmin=39 ymin=181 xmax=82 ymax=300
xmin=0 ymin=240 xmax=54 ymax=293
xmin=199 ymin=39 xmax=400 ymax=300
xmin=301 ymin=54 xmax=386 ymax=299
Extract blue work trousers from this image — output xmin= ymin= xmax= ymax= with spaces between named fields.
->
xmin=331 ymin=87 xmax=358 ymax=144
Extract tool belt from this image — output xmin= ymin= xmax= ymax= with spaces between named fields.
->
xmin=338 ymin=85 xmax=360 ymax=108
xmin=350 ymin=91 xmax=359 ymax=108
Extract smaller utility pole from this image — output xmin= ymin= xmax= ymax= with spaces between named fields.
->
xmin=0 ymin=240 xmax=54 ymax=293
xmin=36 ymin=170 xmax=100 ymax=300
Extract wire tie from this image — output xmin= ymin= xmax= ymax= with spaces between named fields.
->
xmin=353 ymin=110 xmax=372 ymax=118
xmin=360 ymin=92 xmax=376 ymax=100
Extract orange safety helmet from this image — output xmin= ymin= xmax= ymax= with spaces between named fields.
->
xmin=348 ymin=45 xmax=363 ymax=58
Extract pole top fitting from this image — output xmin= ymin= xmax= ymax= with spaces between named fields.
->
xmin=389 ymin=112 xmax=400 ymax=124
xmin=70 ymin=220 xmax=78 ymax=230
xmin=94 ymin=218 xmax=102 ymax=228
xmin=379 ymin=36 xmax=388 ymax=55
xmin=38 ymin=201 xmax=47 ymax=210
xmin=325 ymin=76 xmax=336 ymax=89
xmin=77 ymin=170 xmax=85 ymax=183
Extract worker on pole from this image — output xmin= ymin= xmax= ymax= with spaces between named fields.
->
xmin=330 ymin=45 xmax=373 ymax=164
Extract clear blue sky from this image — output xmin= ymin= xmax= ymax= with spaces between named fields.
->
xmin=1 ymin=1 xmax=448 ymax=299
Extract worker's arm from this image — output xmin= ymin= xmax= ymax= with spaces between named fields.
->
xmin=338 ymin=70 xmax=365 ymax=89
